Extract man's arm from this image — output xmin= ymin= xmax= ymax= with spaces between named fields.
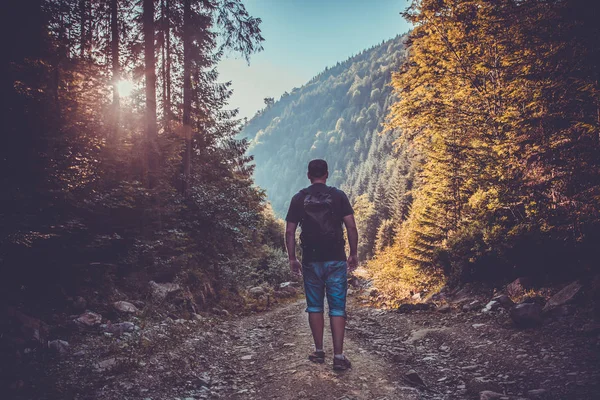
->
xmin=285 ymin=221 xmax=302 ymax=276
xmin=343 ymin=214 xmax=358 ymax=271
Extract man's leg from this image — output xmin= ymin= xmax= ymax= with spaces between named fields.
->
xmin=308 ymin=312 xmax=324 ymax=350
xmin=330 ymin=315 xmax=345 ymax=355
xmin=302 ymin=262 xmax=326 ymax=361
xmin=324 ymin=261 xmax=350 ymax=369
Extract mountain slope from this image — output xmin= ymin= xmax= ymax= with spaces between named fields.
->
xmin=242 ymin=34 xmax=410 ymax=218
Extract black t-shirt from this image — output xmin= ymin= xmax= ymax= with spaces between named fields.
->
xmin=285 ymin=183 xmax=354 ymax=263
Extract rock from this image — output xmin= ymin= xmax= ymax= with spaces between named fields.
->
xmin=467 ymin=377 xmax=502 ymax=395
xmin=404 ymin=369 xmax=425 ymax=386
xmin=105 ymin=321 xmax=137 ymax=336
xmin=94 ymin=357 xmax=119 ymax=372
xmin=397 ymin=303 xmax=435 ymax=313
xmin=113 ymin=301 xmax=138 ymax=314
xmin=211 ymin=308 xmax=230 ymax=317
xmin=545 ymin=304 xmax=575 ymax=318
xmin=149 ymin=281 xmax=181 ymax=301
xmin=411 ymin=292 xmax=422 ymax=301
xmin=492 ymin=294 xmax=514 ymax=309
xmin=275 ymin=286 xmax=298 ymax=298
xmin=75 ymin=311 xmax=102 ymax=328
xmin=479 ymin=391 xmax=505 ymax=400
xmin=437 ymin=304 xmax=452 ymax=313
xmin=430 ymin=286 xmax=448 ymax=301
xmin=482 ymin=300 xmax=500 ymax=313
xmin=506 ymin=277 xmax=532 ymax=298
xmin=510 ymin=303 xmax=543 ymax=327
xmin=131 ymin=300 xmax=146 ymax=309
xmin=48 ymin=339 xmax=69 ymax=355
xmin=543 ymin=281 xmax=583 ymax=312
xmin=528 ymin=388 xmax=547 ymax=397
xmin=249 ymin=286 xmax=266 ymax=297
xmin=240 ymin=355 xmax=252 ymax=360
xmin=72 ymin=296 xmax=87 ymax=312
xmin=279 ymin=281 xmax=299 ymax=288
xmin=462 ymin=300 xmax=482 ymax=312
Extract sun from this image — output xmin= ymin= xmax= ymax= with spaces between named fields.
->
xmin=116 ymin=79 xmax=135 ymax=97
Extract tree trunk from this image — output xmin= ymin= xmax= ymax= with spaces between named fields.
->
xmin=181 ymin=0 xmax=192 ymax=195
xmin=110 ymin=0 xmax=120 ymax=142
xmin=79 ymin=0 xmax=86 ymax=58
xmin=143 ymin=0 xmax=159 ymax=188
xmin=161 ymin=0 xmax=171 ymax=133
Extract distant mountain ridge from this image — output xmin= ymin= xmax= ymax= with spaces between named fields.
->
xmin=242 ymin=34 xmax=409 ymax=217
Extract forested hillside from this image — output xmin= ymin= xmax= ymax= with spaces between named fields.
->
xmin=243 ymin=36 xmax=406 ymax=208
xmin=242 ymin=35 xmax=414 ymax=261
xmin=245 ymin=0 xmax=600 ymax=304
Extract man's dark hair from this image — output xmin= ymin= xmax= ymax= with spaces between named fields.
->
xmin=308 ymin=159 xmax=328 ymax=178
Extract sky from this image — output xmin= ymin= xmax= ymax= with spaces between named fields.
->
xmin=217 ymin=0 xmax=412 ymax=120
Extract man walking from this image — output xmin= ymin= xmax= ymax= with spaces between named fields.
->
xmin=285 ymin=159 xmax=358 ymax=371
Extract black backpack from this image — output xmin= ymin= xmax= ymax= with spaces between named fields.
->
xmin=299 ymin=186 xmax=343 ymax=249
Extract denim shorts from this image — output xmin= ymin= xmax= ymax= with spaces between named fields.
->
xmin=302 ymin=260 xmax=348 ymax=318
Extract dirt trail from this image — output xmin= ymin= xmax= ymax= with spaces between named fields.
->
xmin=19 ymin=293 xmax=600 ymax=400
xmin=218 ymin=300 xmax=419 ymax=400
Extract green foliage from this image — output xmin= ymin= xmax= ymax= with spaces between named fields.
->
xmin=242 ymin=35 xmax=409 ymax=219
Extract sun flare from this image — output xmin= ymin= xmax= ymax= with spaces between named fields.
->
xmin=116 ymin=79 xmax=135 ymax=97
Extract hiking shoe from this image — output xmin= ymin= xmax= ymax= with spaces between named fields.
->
xmin=308 ymin=350 xmax=326 ymax=363
xmin=333 ymin=355 xmax=352 ymax=371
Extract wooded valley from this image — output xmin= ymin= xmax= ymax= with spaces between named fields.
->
xmin=1 ymin=0 xmax=599 ymax=398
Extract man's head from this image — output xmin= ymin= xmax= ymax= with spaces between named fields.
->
xmin=307 ymin=159 xmax=328 ymax=183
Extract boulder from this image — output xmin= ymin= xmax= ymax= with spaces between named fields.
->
xmin=404 ymin=369 xmax=425 ymax=386
xmin=397 ymin=303 xmax=435 ymax=313
xmin=510 ymin=303 xmax=543 ymax=327
xmin=462 ymin=300 xmax=482 ymax=312
xmin=113 ymin=301 xmax=138 ymax=314
xmin=482 ymin=300 xmax=500 ymax=313
xmin=48 ymin=339 xmax=69 ymax=355
xmin=543 ymin=281 xmax=583 ymax=312
xmin=492 ymin=294 xmax=514 ymax=309
xmin=75 ymin=311 xmax=102 ymax=328
xmin=149 ymin=281 xmax=181 ymax=301
xmin=506 ymin=277 xmax=532 ymax=298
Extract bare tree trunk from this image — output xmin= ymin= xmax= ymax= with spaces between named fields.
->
xmin=79 ymin=0 xmax=86 ymax=58
xmin=144 ymin=0 xmax=159 ymax=188
xmin=182 ymin=0 xmax=192 ymax=195
xmin=160 ymin=0 xmax=171 ymax=133
xmin=110 ymin=0 xmax=120 ymax=142
xmin=166 ymin=0 xmax=172 ymax=127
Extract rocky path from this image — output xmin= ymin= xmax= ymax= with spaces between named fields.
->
xmin=212 ymin=300 xmax=419 ymax=400
xmin=14 ymin=292 xmax=600 ymax=400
